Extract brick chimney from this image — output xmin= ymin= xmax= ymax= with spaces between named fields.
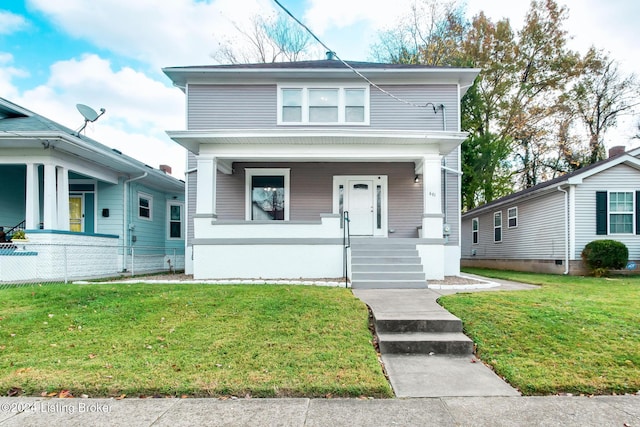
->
xmin=159 ymin=164 xmax=172 ymax=174
xmin=608 ymin=146 xmax=625 ymax=158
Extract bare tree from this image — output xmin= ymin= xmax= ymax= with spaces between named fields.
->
xmin=213 ymin=12 xmax=313 ymax=64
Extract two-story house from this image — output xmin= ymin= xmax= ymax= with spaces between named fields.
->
xmin=164 ymin=58 xmax=478 ymax=287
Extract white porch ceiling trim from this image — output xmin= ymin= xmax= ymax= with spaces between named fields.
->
xmin=167 ymin=128 xmax=468 ymax=157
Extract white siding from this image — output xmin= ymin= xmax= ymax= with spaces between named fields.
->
xmin=573 ymin=164 xmax=640 ymax=259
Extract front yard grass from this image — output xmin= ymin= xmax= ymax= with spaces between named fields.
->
xmin=0 ymin=284 xmax=392 ymax=398
xmin=439 ymin=268 xmax=640 ymax=395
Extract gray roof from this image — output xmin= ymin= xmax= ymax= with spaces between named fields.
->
xmin=165 ymin=59 xmax=450 ymax=70
xmin=462 ymin=149 xmax=637 ymax=217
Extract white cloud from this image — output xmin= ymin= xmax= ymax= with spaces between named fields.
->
xmin=16 ymin=54 xmax=188 ymax=177
xmin=0 ymin=53 xmax=28 ymax=99
xmin=0 ymin=10 xmax=28 ymax=34
xmin=26 ymin=0 xmax=277 ymax=69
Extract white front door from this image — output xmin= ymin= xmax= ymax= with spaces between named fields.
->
xmin=347 ymin=180 xmax=374 ymax=235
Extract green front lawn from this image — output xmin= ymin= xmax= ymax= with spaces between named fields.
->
xmin=0 ymin=284 xmax=392 ymax=398
xmin=440 ymin=268 xmax=640 ymax=395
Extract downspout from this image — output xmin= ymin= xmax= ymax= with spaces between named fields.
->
xmin=557 ymin=186 xmax=570 ymax=274
xmin=122 ymin=173 xmax=148 ymax=271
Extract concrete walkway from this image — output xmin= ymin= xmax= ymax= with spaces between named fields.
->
xmin=353 ymin=276 xmax=533 ymax=398
xmin=1 ymin=395 xmax=639 ymax=426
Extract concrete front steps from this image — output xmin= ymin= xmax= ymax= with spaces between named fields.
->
xmin=350 ymin=240 xmax=427 ymax=289
xmin=374 ymin=312 xmax=473 ymax=356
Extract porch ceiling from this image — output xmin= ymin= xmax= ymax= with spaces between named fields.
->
xmin=167 ymin=129 xmax=468 ymax=157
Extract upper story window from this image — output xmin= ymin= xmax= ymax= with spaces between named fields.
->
xmin=278 ymin=85 xmax=369 ymax=125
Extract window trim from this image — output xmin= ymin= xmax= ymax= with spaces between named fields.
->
xmin=608 ymin=190 xmax=634 ymax=235
xmin=471 ymin=217 xmax=479 ymax=245
xmin=138 ymin=192 xmax=153 ymax=221
xmin=245 ymin=168 xmax=291 ymax=221
xmin=166 ymin=201 xmax=184 ymax=240
xmin=507 ymin=206 xmax=518 ymax=229
xmin=277 ymin=84 xmax=370 ymax=126
xmin=493 ymin=211 xmax=502 ymax=243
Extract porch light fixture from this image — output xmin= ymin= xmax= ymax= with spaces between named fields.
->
xmin=414 ymin=175 xmax=420 ymax=183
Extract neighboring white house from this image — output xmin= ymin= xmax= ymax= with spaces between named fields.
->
xmin=164 ymin=58 xmax=479 ymax=287
xmin=0 ymin=97 xmax=186 ymax=282
xmin=461 ymin=146 xmax=640 ymax=275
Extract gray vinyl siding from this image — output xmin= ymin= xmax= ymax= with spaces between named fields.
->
xmin=214 ymin=162 xmax=427 ymax=239
xmin=573 ymin=164 xmax=640 ymax=259
xmin=186 ymin=152 xmax=197 ymax=243
xmin=461 ymin=191 xmax=566 ymax=259
xmin=370 ymin=85 xmax=459 ymax=131
xmin=442 ymin=149 xmax=460 ymax=243
xmin=187 ymin=84 xmax=459 ymax=131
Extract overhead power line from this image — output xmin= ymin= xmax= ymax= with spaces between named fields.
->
xmin=271 ymin=0 xmax=439 ymax=113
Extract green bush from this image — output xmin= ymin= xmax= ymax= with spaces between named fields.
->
xmin=581 ymin=239 xmax=629 ymax=277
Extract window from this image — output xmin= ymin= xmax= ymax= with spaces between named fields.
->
xmin=596 ymin=191 xmax=636 ymax=235
xmin=245 ymin=168 xmax=290 ymax=221
xmin=167 ymin=203 xmax=183 ymax=239
xmin=494 ymin=211 xmax=502 ymax=243
xmin=609 ymin=192 xmax=633 ymax=234
xmin=508 ymin=207 xmax=518 ymax=228
xmin=278 ymin=85 xmax=369 ymax=125
xmin=472 ymin=218 xmax=479 ymax=244
xmin=138 ymin=192 xmax=152 ymax=220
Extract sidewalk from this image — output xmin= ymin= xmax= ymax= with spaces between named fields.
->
xmin=1 ymin=395 xmax=638 ymax=426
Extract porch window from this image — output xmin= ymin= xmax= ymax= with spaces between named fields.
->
xmin=278 ymin=85 xmax=369 ymax=125
xmin=494 ymin=211 xmax=502 ymax=243
xmin=472 ymin=217 xmax=479 ymax=244
xmin=138 ymin=192 xmax=152 ymax=220
xmin=245 ymin=168 xmax=290 ymax=221
xmin=167 ymin=203 xmax=183 ymax=239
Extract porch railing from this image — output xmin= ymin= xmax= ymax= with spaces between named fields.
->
xmin=342 ymin=211 xmax=351 ymax=288
xmin=4 ymin=220 xmax=25 ymax=240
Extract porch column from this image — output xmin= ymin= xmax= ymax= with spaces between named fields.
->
xmin=56 ymin=166 xmax=70 ymax=230
xmin=196 ymin=156 xmax=217 ymax=217
xmin=421 ymin=154 xmax=443 ymax=239
xmin=43 ymin=163 xmax=58 ymax=230
xmin=25 ymin=163 xmax=40 ymax=229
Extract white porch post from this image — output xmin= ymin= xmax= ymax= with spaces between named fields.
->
xmin=25 ymin=163 xmax=40 ymax=229
xmin=43 ymin=163 xmax=58 ymax=230
xmin=57 ymin=166 xmax=70 ymax=230
xmin=421 ymin=154 xmax=443 ymax=239
xmin=196 ymin=156 xmax=217 ymax=217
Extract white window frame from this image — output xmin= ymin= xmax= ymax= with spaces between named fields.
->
xmin=166 ymin=201 xmax=184 ymax=239
xmin=245 ymin=168 xmax=291 ymax=221
xmin=507 ymin=207 xmax=518 ymax=229
xmin=494 ymin=211 xmax=502 ymax=243
xmin=608 ymin=191 xmax=634 ymax=234
xmin=472 ymin=217 xmax=479 ymax=245
xmin=277 ymin=84 xmax=370 ymax=126
xmin=138 ymin=192 xmax=153 ymax=221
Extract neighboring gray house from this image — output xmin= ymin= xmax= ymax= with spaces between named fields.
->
xmin=461 ymin=146 xmax=640 ymax=275
xmin=0 ymin=97 xmax=185 ymax=282
xmin=163 ymin=58 xmax=479 ymax=287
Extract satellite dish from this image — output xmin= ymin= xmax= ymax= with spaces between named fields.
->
xmin=75 ymin=103 xmax=106 ymax=135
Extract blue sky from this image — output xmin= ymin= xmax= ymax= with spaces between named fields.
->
xmin=1 ymin=0 xmax=638 ymax=177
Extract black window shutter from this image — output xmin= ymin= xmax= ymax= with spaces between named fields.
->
xmin=636 ymin=191 xmax=640 ymax=235
xmin=596 ymin=191 xmax=607 ymax=235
